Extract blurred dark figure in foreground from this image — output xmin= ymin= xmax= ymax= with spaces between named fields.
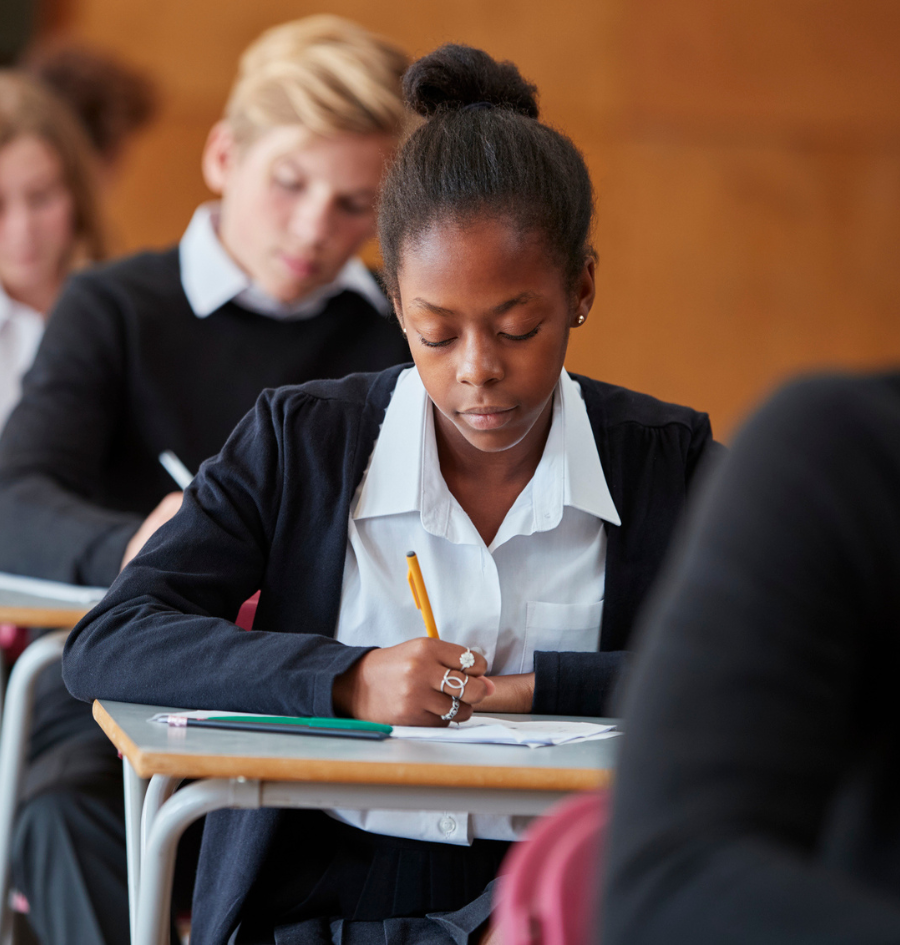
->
xmin=603 ymin=371 xmax=900 ymax=944
xmin=25 ymin=43 xmax=157 ymax=187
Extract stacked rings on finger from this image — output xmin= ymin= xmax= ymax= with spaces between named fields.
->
xmin=441 ymin=696 xmax=461 ymax=721
xmin=440 ymin=668 xmax=468 ymax=698
xmin=459 ymin=648 xmax=475 ymax=670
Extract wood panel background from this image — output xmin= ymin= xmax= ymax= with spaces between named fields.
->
xmin=40 ymin=0 xmax=900 ymax=438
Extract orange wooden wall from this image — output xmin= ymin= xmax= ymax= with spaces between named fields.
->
xmin=45 ymin=0 xmax=900 ymax=438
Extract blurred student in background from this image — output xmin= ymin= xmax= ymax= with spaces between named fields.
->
xmin=0 ymin=16 xmax=410 ymax=945
xmin=0 ymin=71 xmax=105 ymax=431
xmin=602 ymin=370 xmax=900 ymax=944
xmin=26 ymin=43 xmax=158 ymax=191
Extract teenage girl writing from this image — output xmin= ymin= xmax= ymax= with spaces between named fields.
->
xmin=65 ymin=45 xmax=716 ymax=945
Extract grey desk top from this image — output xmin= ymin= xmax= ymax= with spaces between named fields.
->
xmin=0 ymin=574 xmax=105 ymax=626
xmin=0 ymin=587 xmax=88 ymax=609
xmin=96 ymin=700 xmax=619 ymax=789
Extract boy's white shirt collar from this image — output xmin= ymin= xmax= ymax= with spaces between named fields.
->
xmin=178 ymin=202 xmax=389 ymax=320
xmin=354 ymin=366 xmax=620 ymax=541
xmin=0 ymin=281 xmax=42 ymax=326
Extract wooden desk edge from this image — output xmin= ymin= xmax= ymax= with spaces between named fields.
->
xmin=92 ymin=701 xmax=610 ymax=791
xmin=0 ymin=607 xmax=87 ymax=628
xmin=93 ymin=700 xmax=143 ymax=767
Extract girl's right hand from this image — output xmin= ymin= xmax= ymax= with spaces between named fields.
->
xmin=332 ymin=638 xmax=493 ymax=726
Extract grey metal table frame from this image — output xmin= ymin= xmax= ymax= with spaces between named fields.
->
xmin=95 ymin=700 xmax=618 ymax=945
xmin=0 ymin=583 xmax=96 ymax=945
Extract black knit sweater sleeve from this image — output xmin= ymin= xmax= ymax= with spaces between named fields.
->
xmin=0 ymin=274 xmax=142 ymax=585
xmin=62 ymin=387 xmax=374 ymax=717
xmin=602 ymin=373 xmax=900 ymax=945
xmin=0 ymin=248 xmax=410 ymax=589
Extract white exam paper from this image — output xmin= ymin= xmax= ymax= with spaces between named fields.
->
xmin=391 ymin=716 xmax=617 ymax=748
xmin=150 ymin=711 xmax=617 ymax=748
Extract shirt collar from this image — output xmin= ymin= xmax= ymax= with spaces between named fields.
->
xmin=353 ymin=367 xmax=620 ymax=532
xmin=558 ymin=369 xmax=620 ymax=525
xmin=353 ymin=367 xmax=424 ymax=520
xmin=0 ymin=281 xmax=43 ymax=329
xmin=178 ymin=202 xmax=390 ymax=320
xmin=0 ymin=283 xmax=12 ymax=327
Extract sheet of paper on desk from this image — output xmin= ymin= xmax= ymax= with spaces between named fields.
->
xmin=391 ymin=717 xmax=618 ymax=748
xmin=0 ymin=571 xmax=107 ymax=604
xmin=150 ymin=711 xmax=617 ymax=748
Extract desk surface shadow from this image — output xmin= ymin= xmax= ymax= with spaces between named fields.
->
xmin=94 ymin=700 xmax=617 ymax=791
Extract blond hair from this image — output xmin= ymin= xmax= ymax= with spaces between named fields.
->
xmin=0 ymin=70 xmax=106 ymax=261
xmin=225 ymin=15 xmax=411 ymax=145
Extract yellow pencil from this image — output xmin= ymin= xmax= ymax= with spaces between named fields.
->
xmin=406 ymin=551 xmax=440 ymax=639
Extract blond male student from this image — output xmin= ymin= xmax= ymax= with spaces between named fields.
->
xmin=0 ymin=17 xmax=410 ymax=945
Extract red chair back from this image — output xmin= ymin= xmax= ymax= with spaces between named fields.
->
xmin=0 ymin=624 xmax=30 ymax=665
xmin=496 ymin=790 xmax=609 ymax=945
xmin=235 ymin=591 xmax=260 ymax=631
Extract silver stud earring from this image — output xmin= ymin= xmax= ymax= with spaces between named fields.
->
xmin=576 ymin=315 xmax=586 ymax=326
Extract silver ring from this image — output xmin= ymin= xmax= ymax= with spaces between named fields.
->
xmin=459 ymin=648 xmax=475 ymax=671
xmin=441 ymin=696 xmax=460 ymax=721
xmin=440 ymin=668 xmax=468 ymax=697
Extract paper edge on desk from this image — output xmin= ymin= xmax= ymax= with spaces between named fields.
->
xmin=0 ymin=571 xmax=108 ymax=604
xmin=391 ymin=717 xmax=618 ymax=748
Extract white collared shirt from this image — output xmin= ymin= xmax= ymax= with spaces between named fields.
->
xmin=0 ymin=284 xmax=44 ymax=431
xmin=332 ymin=367 xmax=620 ymax=844
xmin=178 ymin=202 xmax=390 ymax=320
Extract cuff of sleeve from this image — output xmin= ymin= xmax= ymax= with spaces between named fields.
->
xmin=532 ymin=650 xmax=629 ymax=716
xmin=532 ymin=651 xmax=562 ymax=713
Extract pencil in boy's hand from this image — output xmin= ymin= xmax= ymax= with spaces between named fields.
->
xmin=159 ymin=450 xmax=194 ymax=489
xmin=406 ymin=551 xmax=440 ymax=639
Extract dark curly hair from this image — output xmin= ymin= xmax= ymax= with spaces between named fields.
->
xmin=378 ymin=44 xmax=594 ymax=299
xmin=27 ymin=44 xmax=157 ymax=162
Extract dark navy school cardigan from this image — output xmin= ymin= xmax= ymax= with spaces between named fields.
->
xmin=63 ymin=364 xmax=715 ymax=945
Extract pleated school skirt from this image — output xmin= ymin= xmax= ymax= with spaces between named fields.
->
xmin=235 ymin=809 xmax=511 ymax=945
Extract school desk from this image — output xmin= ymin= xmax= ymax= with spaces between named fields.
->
xmin=0 ymin=589 xmax=92 ymax=631
xmin=93 ymin=699 xmax=618 ymax=945
xmin=0 ymin=587 xmax=94 ymax=945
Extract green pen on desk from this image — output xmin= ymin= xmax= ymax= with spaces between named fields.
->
xmin=165 ymin=715 xmax=392 ymax=740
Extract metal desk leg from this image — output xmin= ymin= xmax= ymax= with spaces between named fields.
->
xmin=123 ymin=758 xmax=149 ymax=944
xmin=137 ymin=771 xmax=183 ymax=942
xmin=141 ymin=775 xmax=182 ymax=855
xmin=135 ymin=778 xmax=262 ymax=945
xmin=0 ymin=654 xmax=6 ymax=729
xmin=0 ymin=631 xmax=68 ymax=945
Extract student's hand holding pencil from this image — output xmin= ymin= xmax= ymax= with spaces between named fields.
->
xmin=332 ymin=638 xmax=494 ymax=727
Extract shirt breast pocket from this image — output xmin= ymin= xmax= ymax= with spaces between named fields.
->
xmin=520 ymin=600 xmax=604 ymax=674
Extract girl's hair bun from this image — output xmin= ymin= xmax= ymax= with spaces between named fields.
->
xmin=403 ymin=44 xmax=538 ymax=119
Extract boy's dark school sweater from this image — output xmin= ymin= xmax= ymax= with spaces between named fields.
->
xmin=0 ymin=247 xmax=410 ymax=587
